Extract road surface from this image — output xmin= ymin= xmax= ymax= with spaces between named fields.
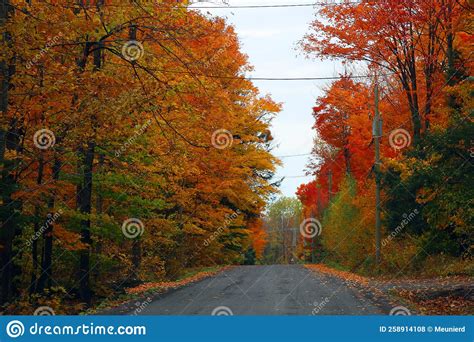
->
xmin=129 ymin=265 xmax=382 ymax=315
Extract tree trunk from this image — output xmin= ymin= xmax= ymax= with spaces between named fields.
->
xmin=76 ymin=35 xmax=102 ymax=304
xmin=132 ymin=238 xmax=141 ymax=279
xmin=78 ymin=142 xmax=94 ymax=304
xmin=343 ymin=146 xmax=351 ymax=175
xmin=29 ymin=156 xmax=44 ymax=294
xmin=37 ymin=157 xmax=61 ymax=292
xmin=408 ymin=24 xmax=422 ymax=143
xmin=424 ymin=11 xmax=437 ymax=132
xmin=128 ymin=23 xmax=142 ymax=280
xmin=93 ymin=153 xmax=104 ymax=281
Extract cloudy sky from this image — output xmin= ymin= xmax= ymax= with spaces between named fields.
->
xmin=191 ymin=0 xmax=344 ymax=197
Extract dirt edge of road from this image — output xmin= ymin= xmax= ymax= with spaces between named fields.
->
xmin=91 ymin=266 xmax=231 ymax=315
xmin=305 ymin=264 xmax=474 ymax=315
xmin=305 ymin=264 xmax=404 ymax=315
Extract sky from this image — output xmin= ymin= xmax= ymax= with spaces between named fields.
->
xmin=191 ymin=0 xmax=344 ymax=197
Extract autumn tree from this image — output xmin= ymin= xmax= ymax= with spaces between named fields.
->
xmin=302 ymin=0 xmax=468 ymax=143
xmin=299 ymin=0 xmax=472 ymax=275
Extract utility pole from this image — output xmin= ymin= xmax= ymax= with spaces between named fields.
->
xmin=280 ymin=215 xmax=287 ymax=263
xmin=373 ymin=79 xmax=382 ymax=266
xmin=313 ymin=188 xmax=322 ymax=263
xmin=310 ymin=209 xmax=315 ymax=263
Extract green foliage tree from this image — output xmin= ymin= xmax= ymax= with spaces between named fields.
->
xmin=262 ymin=197 xmax=302 ymax=264
xmin=383 ymin=78 xmax=473 ymax=260
xmin=321 ymin=176 xmax=375 ymax=271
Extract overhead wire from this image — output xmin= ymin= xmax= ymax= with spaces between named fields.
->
xmin=186 ymin=1 xmax=367 ymax=9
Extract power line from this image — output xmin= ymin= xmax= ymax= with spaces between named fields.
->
xmin=276 ymin=153 xmax=312 ymax=158
xmin=74 ymin=1 xmax=369 ymax=10
xmin=245 ymin=76 xmax=371 ymax=81
xmin=188 ymin=1 xmax=364 ymax=9
xmin=280 ymin=175 xmax=313 ymax=178
xmin=152 ymin=68 xmax=379 ymax=81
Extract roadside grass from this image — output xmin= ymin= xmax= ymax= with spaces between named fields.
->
xmin=322 ymin=260 xmax=352 ymax=273
xmin=176 ymin=266 xmax=223 ymax=280
xmin=307 ymin=252 xmax=473 ymax=279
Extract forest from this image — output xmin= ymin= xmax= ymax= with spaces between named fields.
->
xmin=291 ymin=0 xmax=473 ymax=277
xmin=0 ymin=0 xmax=279 ymax=313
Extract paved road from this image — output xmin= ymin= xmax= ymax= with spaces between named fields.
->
xmin=130 ymin=265 xmax=382 ymax=315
